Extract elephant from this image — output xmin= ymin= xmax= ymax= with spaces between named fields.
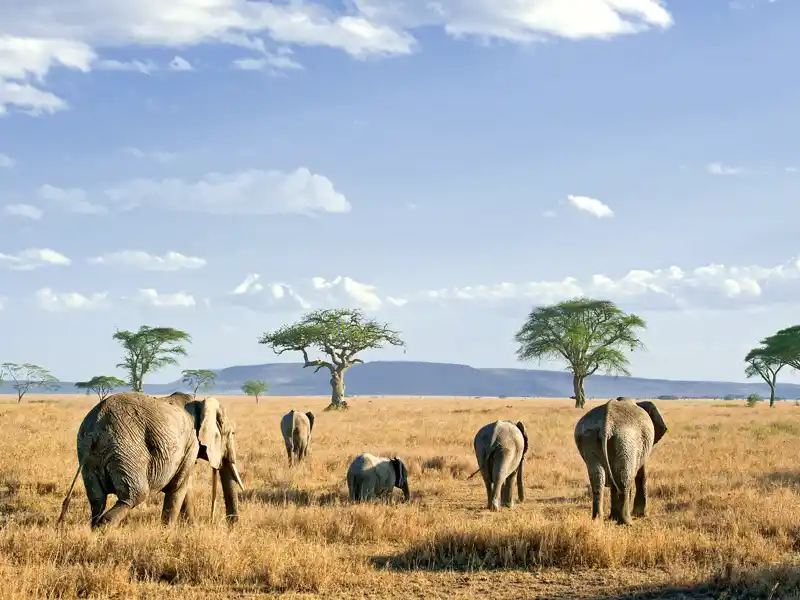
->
xmin=574 ymin=397 xmax=668 ymax=525
xmin=467 ymin=420 xmax=528 ymax=511
xmin=57 ymin=391 xmax=245 ymax=529
xmin=280 ymin=409 xmax=315 ymax=466
xmin=347 ymin=453 xmax=410 ymax=502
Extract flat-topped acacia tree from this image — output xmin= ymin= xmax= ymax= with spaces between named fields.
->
xmin=514 ymin=298 xmax=647 ymax=409
xmin=258 ymin=308 xmax=405 ymax=410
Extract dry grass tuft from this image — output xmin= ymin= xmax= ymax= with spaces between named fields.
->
xmin=1 ymin=395 xmax=799 ymax=598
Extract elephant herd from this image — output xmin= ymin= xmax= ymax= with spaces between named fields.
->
xmin=57 ymin=391 xmax=668 ymax=529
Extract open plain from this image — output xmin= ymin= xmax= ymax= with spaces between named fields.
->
xmin=1 ymin=395 xmax=800 ymax=599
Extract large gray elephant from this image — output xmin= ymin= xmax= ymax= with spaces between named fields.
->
xmin=280 ymin=409 xmax=314 ymax=466
xmin=468 ymin=420 xmax=528 ymax=511
xmin=574 ymin=397 xmax=668 ymax=525
xmin=347 ymin=453 xmax=410 ymax=502
xmin=58 ymin=391 xmax=245 ymax=529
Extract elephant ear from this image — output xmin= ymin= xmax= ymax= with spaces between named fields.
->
xmin=305 ymin=412 xmax=315 ymax=432
xmin=516 ymin=421 xmax=529 ymax=456
xmin=391 ymin=457 xmax=405 ymax=487
xmin=636 ymin=400 xmax=669 ymax=444
xmin=198 ymin=397 xmax=224 ymax=469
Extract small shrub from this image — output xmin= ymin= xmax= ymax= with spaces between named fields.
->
xmin=747 ymin=393 xmax=762 ymax=408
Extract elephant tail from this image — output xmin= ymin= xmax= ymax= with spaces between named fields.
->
xmin=600 ymin=401 xmax=619 ymax=493
xmin=56 ymin=441 xmax=95 ymax=527
xmin=467 ymin=440 xmax=500 ymax=480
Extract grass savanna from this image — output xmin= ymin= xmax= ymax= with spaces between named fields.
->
xmin=2 ymin=396 xmax=800 ymax=599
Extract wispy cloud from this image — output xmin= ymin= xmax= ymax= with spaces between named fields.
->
xmin=567 ymin=195 xmax=614 ymax=218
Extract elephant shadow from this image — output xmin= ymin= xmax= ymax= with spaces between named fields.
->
xmin=240 ymin=488 xmax=349 ymax=507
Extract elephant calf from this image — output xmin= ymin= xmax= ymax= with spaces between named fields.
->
xmin=347 ymin=453 xmax=409 ymax=502
xmin=280 ymin=409 xmax=315 ymax=466
xmin=574 ymin=397 xmax=668 ymax=525
xmin=468 ymin=420 xmax=528 ymax=511
xmin=58 ymin=392 xmax=245 ymax=529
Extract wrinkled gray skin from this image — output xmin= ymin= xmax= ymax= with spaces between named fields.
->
xmin=58 ymin=392 xmax=245 ymax=529
xmin=280 ymin=409 xmax=315 ymax=466
xmin=347 ymin=453 xmax=410 ymax=503
xmin=469 ymin=420 xmax=529 ymax=511
xmin=574 ymin=397 xmax=668 ymax=525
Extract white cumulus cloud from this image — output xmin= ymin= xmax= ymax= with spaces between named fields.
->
xmin=707 ymin=161 xmax=744 ymax=176
xmin=35 ymin=288 xmax=108 ymax=311
xmin=567 ymin=195 xmax=614 ymax=218
xmin=312 ymin=275 xmax=383 ymax=311
xmin=134 ymin=289 xmax=196 ymax=308
xmin=416 ymin=255 xmax=800 ymax=311
xmin=0 ymin=248 xmax=70 ymax=270
xmin=4 ymin=204 xmax=43 ymax=219
xmin=0 ymin=0 xmax=673 ymax=114
xmin=169 ymin=56 xmax=193 ymax=71
xmin=227 ymin=273 xmax=310 ymax=313
xmin=103 ymin=167 xmax=351 ymax=215
xmin=38 ymin=184 xmax=107 ymax=214
xmin=88 ymin=250 xmax=207 ymax=271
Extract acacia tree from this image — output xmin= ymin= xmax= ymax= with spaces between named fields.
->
xmin=1 ymin=363 xmax=60 ymax=402
xmin=181 ymin=369 xmax=217 ymax=397
xmin=747 ymin=325 xmax=800 ymax=408
xmin=514 ymin=298 xmax=647 ymax=409
xmin=113 ymin=326 xmax=191 ymax=392
xmin=75 ymin=375 xmax=127 ymax=401
xmin=259 ymin=308 xmax=405 ymax=410
xmin=241 ymin=380 xmax=268 ymax=403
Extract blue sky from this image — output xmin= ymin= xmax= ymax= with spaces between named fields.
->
xmin=1 ymin=0 xmax=798 ymax=385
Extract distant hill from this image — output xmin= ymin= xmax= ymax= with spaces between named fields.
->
xmin=4 ymin=361 xmax=800 ymax=400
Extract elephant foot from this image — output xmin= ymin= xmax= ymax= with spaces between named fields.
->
xmin=488 ymin=504 xmax=500 ymax=512
xmin=632 ymin=505 xmax=646 ymax=518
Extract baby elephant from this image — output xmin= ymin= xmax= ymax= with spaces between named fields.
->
xmin=347 ymin=453 xmax=410 ymax=502
xmin=280 ymin=409 xmax=314 ymax=466
xmin=574 ymin=397 xmax=668 ymax=525
xmin=468 ymin=420 xmax=528 ymax=511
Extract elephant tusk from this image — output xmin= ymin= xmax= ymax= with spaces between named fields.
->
xmin=210 ymin=468 xmax=218 ymax=523
xmin=231 ymin=462 xmax=245 ymax=491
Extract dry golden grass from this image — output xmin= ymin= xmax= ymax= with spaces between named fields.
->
xmin=1 ymin=394 xmax=800 ymax=598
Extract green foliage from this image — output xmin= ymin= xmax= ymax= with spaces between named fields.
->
xmin=1 ymin=363 xmax=60 ymax=403
xmin=112 ymin=326 xmax=191 ymax=392
xmin=759 ymin=325 xmax=800 ymax=370
xmin=241 ymin=379 xmax=268 ymax=402
xmin=514 ymin=298 xmax=647 ymax=408
xmin=657 ymin=395 xmax=678 ymax=400
xmin=746 ymin=393 xmax=762 ymax=408
xmin=259 ymin=308 xmax=405 ymax=372
xmin=75 ymin=375 xmax=127 ymax=401
xmin=259 ymin=308 xmax=405 ymax=408
xmin=181 ymin=369 xmax=217 ymax=397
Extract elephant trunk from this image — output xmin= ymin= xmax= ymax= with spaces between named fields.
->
xmin=219 ymin=459 xmax=242 ymax=525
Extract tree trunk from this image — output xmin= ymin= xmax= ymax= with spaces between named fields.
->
xmin=769 ymin=375 xmax=776 ymax=408
xmin=329 ymin=370 xmax=346 ymax=408
xmin=572 ymin=374 xmax=585 ymax=409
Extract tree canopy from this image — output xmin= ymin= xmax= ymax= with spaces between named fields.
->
xmin=75 ymin=375 xmax=127 ymax=401
xmin=514 ymin=298 xmax=646 ymax=408
xmin=743 ymin=325 xmax=800 ymax=408
xmin=113 ymin=326 xmax=191 ymax=392
xmin=181 ymin=369 xmax=217 ymax=397
xmin=258 ymin=308 xmax=405 ymax=409
xmin=1 ymin=363 xmax=60 ymax=403
xmin=241 ymin=380 xmax=268 ymax=403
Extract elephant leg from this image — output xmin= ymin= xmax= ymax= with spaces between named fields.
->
xmin=616 ymin=483 xmax=633 ymax=526
xmin=179 ymin=484 xmax=196 ymax=524
xmin=588 ymin=462 xmax=605 ymax=521
xmin=501 ymin=473 xmax=514 ymax=508
xmin=480 ymin=468 xmax=493 ymax=509
xmin=285 ymin=442 xmax=294 ymax=466
xmin=82 ymin=471 xmax=108 ymax=526
xmin=632 ymin=466 xmax=647 ymax=518
xmin=93 ymin=500 xmax=133 ymax=530
xmin=489 ymin=457 xmax=504 ymax=511
xmin=162 ymin=484 xmax=190 ymax=526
